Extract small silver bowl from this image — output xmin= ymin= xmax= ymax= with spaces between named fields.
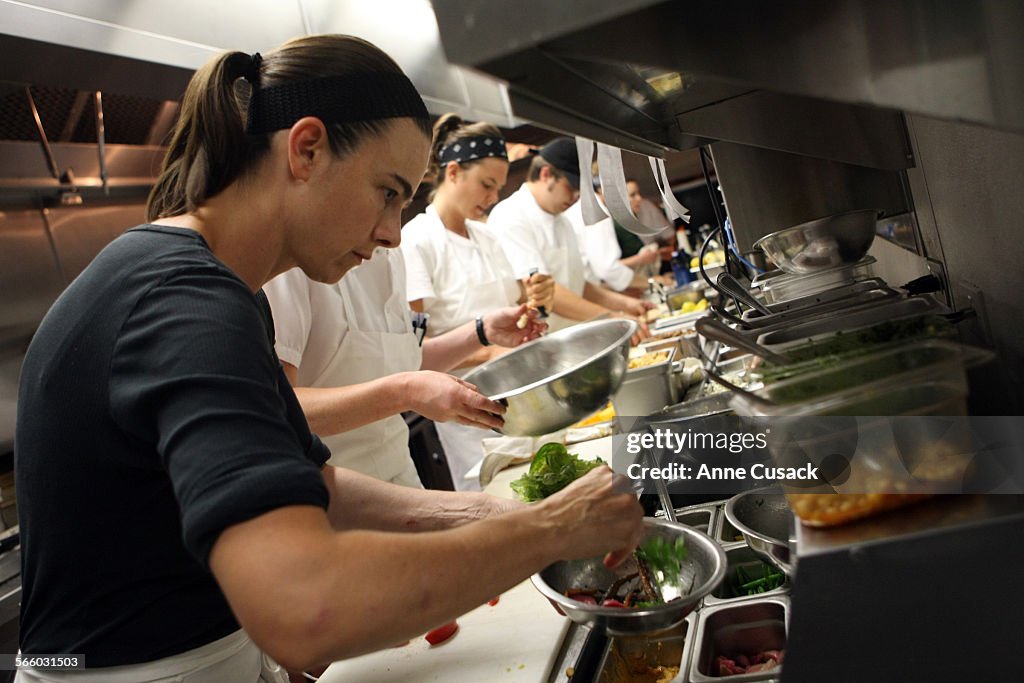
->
xmin=724 ymin=487 xmax=796 ymax=576
xmin=462 ymin=318 xmax=636 ymax=436
xmin=754 ymin=209 xmax=878 ymax=275
xmin=531 ymin=518 xmax=726 ymax=636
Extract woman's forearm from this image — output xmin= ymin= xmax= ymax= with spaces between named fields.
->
xmin=420 ymin=320 xmax=481 ymax=372
xmin=290 ymin=375 xmax=415 ymax=436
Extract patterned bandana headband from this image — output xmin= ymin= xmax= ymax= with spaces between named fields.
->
xmin=246 ymin=71 xmax=429 ymax=135
xmin=438 ymin=135 xmax=509 ymax=166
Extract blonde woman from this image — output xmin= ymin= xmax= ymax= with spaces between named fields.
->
xmin=402 ymin=114 xmax=554 ymax=489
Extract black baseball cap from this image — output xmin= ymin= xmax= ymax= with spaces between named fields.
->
xmin=537 ymin=137 xmax=581 ymax=189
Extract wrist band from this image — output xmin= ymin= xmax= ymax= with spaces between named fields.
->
xmin=475 ymin=316 xmax=491 ymax=346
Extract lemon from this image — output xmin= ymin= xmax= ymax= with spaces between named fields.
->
xmin=681 ymin=301 xmax=696 ymax=313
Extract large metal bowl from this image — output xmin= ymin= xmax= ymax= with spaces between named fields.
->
xmin=724 ymin=486 xmax=796 ymax=576
xmin=753 ymin=209 xmax=878 ymax=275
xmin=532 ymin=518 xmax=726 ymax=636
xmin=461 ymin=319 xmax=636 ymax=436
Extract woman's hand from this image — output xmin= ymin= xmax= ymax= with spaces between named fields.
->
xmin=524 ymin=272 xmax=555 ymax=312
xmin=484 ymin=305 xmax=548 ymax=346
xmin=405 ymin=371 xmax=505 ymax=430
xmin=621 ymin=297 xmax=656 ymax=319
xmin=609 ymin=310 xmax=652 ymax=346
xmin=537 ymin=467 xmax=644 ymax=567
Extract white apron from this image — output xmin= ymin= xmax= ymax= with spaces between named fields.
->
xmin=14 ymin=629 xmax=285 ymax=683
xmin=314 ymin=254 xmax=424 ymax=487
xmin=418 ymin=216 xmax=520 ymax=336
xmin=543 ymin=214 xmax=587 ymax=332
xmin=423 ymin=222 xmax=519 ymax=491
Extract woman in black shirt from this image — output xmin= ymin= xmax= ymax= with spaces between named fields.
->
xmin=15 ymin=34 xmax=643 ymax=681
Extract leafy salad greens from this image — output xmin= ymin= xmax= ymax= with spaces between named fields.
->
xmin=510 ymin=442 xmax=605 ymax=502
xmin=636 ymin=536 xmax=689 ymax=588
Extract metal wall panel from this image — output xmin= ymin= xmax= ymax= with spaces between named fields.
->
xmin=904 ymin=114 xmax=1024 ymax=413
xmin=711 ymin=143 xmax=910 ymax=250
xmin=45 ymin=202 xmax=146 ymax=283
xmin=0 ymin=208 xmax=64 ymax=453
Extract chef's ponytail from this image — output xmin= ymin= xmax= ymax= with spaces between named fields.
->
xmin=426 ymin=113 xmax=466 ymax=184
xmin=426 ymin=114 xmax=508 ymax=197
xmin=147 ymin=35 xmax=430 ymax=221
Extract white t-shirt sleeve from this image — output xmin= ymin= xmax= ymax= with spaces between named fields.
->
xmin=587 ymin=217 xmax=634 ymax=291
xmin=400 ymin=218 xmax=439 ymax=303
xmin=489 ymin=203 xmax=547 ymax=279
xmin=262 ymin=267 xmax=312 ymax=368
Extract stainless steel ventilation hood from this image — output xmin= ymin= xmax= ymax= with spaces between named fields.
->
xmin=433 ymin=0 xmax=1024 ymax=162
xmin=0 ymin=0 xmax=520 ymax=125
xmin=0 ymin=0 xmax=522 ymax=202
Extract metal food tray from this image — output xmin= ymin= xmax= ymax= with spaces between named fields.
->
xmin=702 ymin=545 xmax=790 ymax=607
xmin=695 ymin=293 xmax=936 ymax=356
xmin=754 ymin=295 xmax=945 ymax=348
xmin=720 ymin=289 xmax=909 ymax=342
xmin=654 ymin=309 xmax=709 ymax=331
xmin=565 ymin=496 xmax=791 ymax=683
xmin=737 ymin=284 xmax=898 ymax=330
xmin=742 ymin=278 xmax=890 ymax=317
xmin=687 ymin=597 xmax=789 ymax=682
xmin=639 ymin=333 xmax=700 ymax=361
xmin=653 ymin=502 xmax=720 ymax=538
xmin=755 ymin=257 xmax=876 ymax=304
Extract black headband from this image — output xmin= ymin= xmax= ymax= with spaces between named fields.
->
xmin=438 ymin=134 xmax=508 ymax=166
xmin=246 ymin=71 xmax=429 ymax=135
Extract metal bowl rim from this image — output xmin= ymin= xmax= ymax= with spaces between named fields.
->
xmin=463 ymin=318 xmax=638 ymax=400
xmin=752 ymin=208 xmax=880 ymax=253
xmin=723 ymin=486 xmax=791 ymax=548
xmin=530 ymin=518 xmax=728 ymax=617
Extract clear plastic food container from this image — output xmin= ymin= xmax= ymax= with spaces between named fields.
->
xmin=737 ymin=339 xmax=990 ymax=415
xmin=729 ymin=340 xmax=994 ymax=527
xmin=751 ymin=313 xmax=958 ymax=387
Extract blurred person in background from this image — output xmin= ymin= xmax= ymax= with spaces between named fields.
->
xmin=487 ymin=137 xmax=653 ymax=335
xmin=402 ymin=114 xmax=554 ymax=489
xmin=566 ymin=178 xmax=668 ymax=296
xmin=264 ymin=252 xmax=546 ymax=488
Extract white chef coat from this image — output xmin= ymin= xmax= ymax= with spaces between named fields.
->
xmin=263 ymin=250 xmax=423 ymax=487
xmin=487 ymin=184 xmax=599 ymax=332
xmin=401 ymin=206 xmax=521 ymax=491
xmin=402 ymin=205 xmax=521 ymax=336
xmin=565 ymin=198 xmax=635 ymax=292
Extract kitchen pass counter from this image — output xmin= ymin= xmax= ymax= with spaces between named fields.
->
xmin=318 ymin=579 xmax=570 ymax=682
xmin=318 ymin=437 xmax=614 ymax=682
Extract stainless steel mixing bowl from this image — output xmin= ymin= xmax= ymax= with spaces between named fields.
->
xmin=532 ymin=518 xmax=726 ymax=635
xmin=724 ymin=486 xmax=796 ymax=576
xmin=753 ymin=209 xmax=878 ymax=275
xmin=461 ymin=318 xmax=636 ymax=436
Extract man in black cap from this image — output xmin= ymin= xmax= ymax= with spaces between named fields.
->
xmin=488 ymin=137 xmax=651 ymax=333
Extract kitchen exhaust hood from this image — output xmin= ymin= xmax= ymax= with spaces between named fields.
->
xmin=433 ymin=0 xmax=1023 ymax=163
xmin=0 ymin=0 xmax=520 ymax=126
xmin=0 ymin=0 xmax=522 ymax=202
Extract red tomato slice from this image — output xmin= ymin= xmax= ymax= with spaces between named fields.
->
xmin=425 ymin=621 xmax=459 ymax=646
xmin=567 ymin=592 xmax=597 ymax=605
xmin=601 ymin=599 xmax=627 ymax=608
